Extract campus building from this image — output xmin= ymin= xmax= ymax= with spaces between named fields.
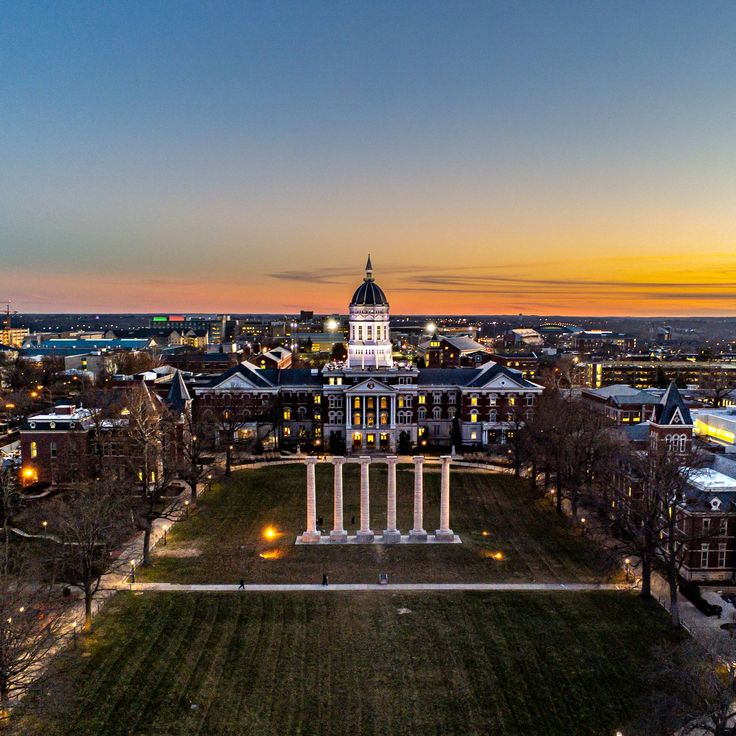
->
xmin=195 ymin=258 xmax=544 ymax=453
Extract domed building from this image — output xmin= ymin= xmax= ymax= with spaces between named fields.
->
xmin=346 ymin=255 xmax=393 ymax=369
xmin=197 ymin=256 xmax=544 ymax=454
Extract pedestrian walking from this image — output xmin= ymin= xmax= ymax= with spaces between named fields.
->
xmin=238 ymin=579 xmax=245 ymax=590
xmin=322 ymin=574 xmax=328 ymax=587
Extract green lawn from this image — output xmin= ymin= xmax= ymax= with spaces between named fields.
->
xmin=18 ymin=591 xmax=678 ymax=736
xmin=141 ymin=464 xmax=606 ymax=584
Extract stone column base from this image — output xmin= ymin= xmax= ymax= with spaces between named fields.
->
xmin=299 ymin=531 xmax=322 ymax=543
xmin=409 ymin=529 xmax=428 ymax=542
xmin=329 ymin=530 xmax=348 ymax=542
xmin=434 ymin=529 xmax=455 ymax=542
xmin=383 ymin=529 xmax=401 ymax=544
xmin=356 ymin=531 xmax=375 ymax=543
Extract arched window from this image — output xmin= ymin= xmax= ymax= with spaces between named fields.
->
xmin=297 ymin=406 xmax=307 ymax=421
xmin=490 ymin=409 xmax=497 ymax=422
xmin=380 ymin=396 xmax=388 ymax=409
xmin=432 ymin=406 xmax=442 ymax=420
xmin=418 ymin=407 xmax=427 ymax=421
xmin=380 ymin=411 xmax=389 ymax=426
xmin=283 ymin=407 xmax=292 ymax=421
xmin=470 ymin=409 xmax=479 ymax=423
xmin=353 ymin=412 xmax=361 ymax=426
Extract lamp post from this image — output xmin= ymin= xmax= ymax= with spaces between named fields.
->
xmin=72 ymin=621 xmax=78 ymax=650
xmin=163 ymin=525 xmax=169 ymax=546
xmin=129 ymin=559 xmax=136 ymax=584
xmin=184 ymin=500 xmax=190 ymax=518
xmin=580 ymin=517 xmax=587 ymax=537
xmin=624 ymin=558 xmax=631 ymax=582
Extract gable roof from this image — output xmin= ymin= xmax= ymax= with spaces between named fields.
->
xmin=205 ymin=362 xmax=277 ymax=390
xmin=654 ymin=382 xmax=693 ymax=426
xmin=418 ymin=363 xmax=542 ymax=390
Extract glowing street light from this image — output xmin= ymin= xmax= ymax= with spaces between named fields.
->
xmin=624 ymin=558 xmax=631 ymax=582
xmin=129 ymin=559 xmax=136 ymax=584
xmin=425 ymin=322 xmax=437 ymax=334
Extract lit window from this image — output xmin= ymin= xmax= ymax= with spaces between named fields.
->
xmin=470 ymin=397 xmax=478 ymax=407
xmin=30 ymin=441 xmax=37 ymax=459
xmin=283 ymin=408 xmax=292 ymax=421
xmin=283 ymin=427 xmax=291 ymax=437
xmin=418 ymin=395 xmax=426 ymax=404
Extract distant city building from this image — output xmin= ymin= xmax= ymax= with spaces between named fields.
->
xmin=149 ymin=315 xmax=229 ymax=343
xmin=417 ymin=335 xmax=491 ymax=368
xmin=0 ymin=326 xmax=30 ymax=347
xmin=580 ymin=359 xmax=736 ymax=389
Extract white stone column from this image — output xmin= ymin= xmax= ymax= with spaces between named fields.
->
xmin=435 ymin=455 xmax=454 ymax=541
xmin=383 ymin=455 xmax=401 ymax=543
xmin=330 ymin=457 xmax=348 ymax=542
xmin=300 ymin=457 xmax=321 ymax=543
xmin=409 ymin=455 xmax=427 ymax=541
xmin=356 ymin=455 xmax=374 ymax=542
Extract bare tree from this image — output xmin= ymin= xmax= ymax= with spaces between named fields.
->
xmin=27 ymin=481 xmax=134 ymax=631
xmin=701 ymin=369 xmax=736 ymax=408
xmin=123 ymin=383 xmax=181 ymax=566
xmin=0 ymin=553 xmax=65 ymax=721
xmin=179 ymin=409 xmax=215 ymax=505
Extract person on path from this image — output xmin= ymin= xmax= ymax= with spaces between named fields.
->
xmin=238 ymin=579 xmax=245 ymax=590
xmin=322 ymin=574 xmax=328 ymax=587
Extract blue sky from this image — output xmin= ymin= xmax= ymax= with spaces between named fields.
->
xmin=2 ymin=1 xmax=736 ymax=314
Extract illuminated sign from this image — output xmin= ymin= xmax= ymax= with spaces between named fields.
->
xmin=152 ymin=316 xmax=167 ymax=322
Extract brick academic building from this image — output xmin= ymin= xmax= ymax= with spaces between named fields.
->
xmin=195 ymin=258 xmax=544 ymax=453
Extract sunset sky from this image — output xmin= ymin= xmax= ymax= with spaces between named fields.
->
xmin=2 ymin=1 xmax=736 ymax=315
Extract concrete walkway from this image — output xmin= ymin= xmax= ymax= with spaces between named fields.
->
xmin=121 ymin=581 xmax=628 ymax=593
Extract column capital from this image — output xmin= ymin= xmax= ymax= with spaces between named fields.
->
xmin=359 ymin=455 xmax=372 ymax=465
xmin=331 ymin=456 xmax=347 ymax=466
xmin=386 ymin=455 xmax=399 ymax=465
xmin=440 ymin=455 xmax=452 ymax=464
xmin=305 ymin=456 xmax=318 ymax=466
xmin=412 ymin=455 xmax=425 ymax=465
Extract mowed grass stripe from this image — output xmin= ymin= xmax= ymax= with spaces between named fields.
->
xmin=21 ymin=591 xmax=678 ymax=736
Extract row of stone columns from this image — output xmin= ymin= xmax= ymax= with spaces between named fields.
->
xmin=300 ymin=455 xmax=454 ymax=544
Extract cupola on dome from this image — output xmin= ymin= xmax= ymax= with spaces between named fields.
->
xmin=350 ymin=254 xmax=388 ymax=306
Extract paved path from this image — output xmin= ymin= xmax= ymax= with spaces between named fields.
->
xmin=121 ymin=581 xmax=628 ymax=593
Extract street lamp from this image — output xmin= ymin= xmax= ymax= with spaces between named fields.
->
xmin=129 ymin=559 xmax=136 ymax=584
xmin=163 ymin=525 xmax=169 ymax=546
xmin=184 ymin=500 xmax=190 ymax=518
xmin=41 ymin=520 xmax=48 ymax=533
xmin=624 ymin=558 xmax=631 ymax=582
xmin=580 ymin=517 xmax=587 ymax=537
xmin=72 ymin=621 xmax=78 ymax=650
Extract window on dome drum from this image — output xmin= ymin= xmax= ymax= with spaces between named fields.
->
xmin=358 ymin=327 xmax=363 ymax=340
xmin=367 ymin=326 xmax=372 ymax=339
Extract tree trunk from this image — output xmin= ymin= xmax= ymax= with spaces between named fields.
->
xmin=226 ymin=447 xmax=232 ymax=476
xmin=0 ymin=682 xmax=9 ymax=722
xmin=142 ymin=523 xmax=152 ymax=566
xmin=667 ymin=565 xmax=681 ymax=629
xmin=84 ymin=590 xmax=93 ymax=632
xmin=189 ymin=479 xmax=197 ymax=505
xmin=640 ymin=553 xmax=652 ymax=598
xmin=530 ymin=460 xmax=537 ymax=490
xmin=555 ymin=472 xmax=563 ymax=514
